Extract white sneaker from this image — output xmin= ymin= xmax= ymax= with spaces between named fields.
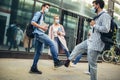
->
xmin=69 ymin=62 xmax=77 ymax=67
xmin=84 ymin=71 xmax=90 ymax=75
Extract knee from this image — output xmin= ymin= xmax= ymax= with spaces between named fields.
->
xmin=49 ymin=41 xmax=55 ymax=47
xmin=88 ymin=58 xmax=97 ymax=67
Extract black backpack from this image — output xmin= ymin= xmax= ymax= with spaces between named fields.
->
xmin=26 ymin=12 xmax=42 ymax=38
xmin=93 ymin=12 xmax=118 ymax=45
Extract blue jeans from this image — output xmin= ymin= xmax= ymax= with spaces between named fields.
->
xmin=73 ymin=53 xmax=82 ymax=64
xmin=32 ymin=32 xmax=59 ymax=67
xmin=69 ymin=40 xmax=100 ymax=80
xmin=54 ymin=37 xmax=70 ymax=58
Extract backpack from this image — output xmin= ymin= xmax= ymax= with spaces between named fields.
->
xmin=93 ymin=12 xmax=118 ymax=45
xmin=26 ymin=12 xmax=42 ymax=38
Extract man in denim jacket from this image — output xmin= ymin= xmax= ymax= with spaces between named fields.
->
xmin=30 ymin=3 xmax=63 ymax=74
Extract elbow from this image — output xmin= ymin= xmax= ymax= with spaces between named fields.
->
xmin=105 ymin=26 xmax=110 ymax=33
xmin=31 ymin=21 xmax=34 ymax=25
xmin=106 ymin=29 xmax=110 ymax=33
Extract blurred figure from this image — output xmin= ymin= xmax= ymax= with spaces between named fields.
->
xmin=23 ymin=23 xmax=32 ymax=52
xmin=15 ymin=25 xmax=24 ymax=51
xmin=6 ymin=22 xmax=17 ymax=50
xmin=48 ymin=15 xmax=70 ymax=58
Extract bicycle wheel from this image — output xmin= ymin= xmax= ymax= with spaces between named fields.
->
xmin=102 ymin=50 xmax=113 ymax=62
xmin=114 ymin=55 xmax=120 ymax=63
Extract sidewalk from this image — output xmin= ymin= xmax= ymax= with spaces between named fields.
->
xmin=0 ymin=58 xmax=120 ymax=80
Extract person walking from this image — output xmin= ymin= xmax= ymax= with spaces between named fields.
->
xmin=48 ymin=15 xmax=70 ymax=59
xmin=30 ymin=3 xmax=63 ymax=74
xmin=64 ymin=0 xmax=111 ymax=80
xmin=15 ymin=25 xmax=24 ymax=51
xmin=7 ymin=22 xmax=17 ymax=50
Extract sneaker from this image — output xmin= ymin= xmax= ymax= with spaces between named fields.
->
xmin=29 ymin=67 xmax=42 ymax=74
xmin=54 ymin=61 xmax=64 ymax=68
xmin=69 ymin=62 xmax=77 ymax=67
xmin=64 ymin=59 xmax=70 ymax=67
xmin=84 ymin=71 xmax=90 ymax=75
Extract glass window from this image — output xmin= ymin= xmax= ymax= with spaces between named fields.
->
xmin=0 ymin=0 xmax=35 ymax=52
xmin=114 ymin=3 xmax=120 ymax=45
xmin=0 ymin=0 xmax=12 ymax=10
xmin=62 ymin=0 xmax=95 ymax=18
xmin=82 ymin=19 xmax=90 ymax=41
xmin=17 ymin=0 xmax=34 ymax=25
xmin=38 ymin=0 xmax=61 ymax=7
xmin=62 ymin=12 xmax=79 ymax=51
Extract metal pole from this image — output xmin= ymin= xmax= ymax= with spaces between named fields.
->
xmin=59 ymin=0 xmax=63 ymax=24
xmin=108 ymin=0 xmax=114 ymax=17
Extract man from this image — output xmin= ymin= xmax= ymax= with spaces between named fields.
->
xmin=64 ymin=0 xmax=111 ymax=80
xmin=30 ymin=3 xmax=63 ymax=74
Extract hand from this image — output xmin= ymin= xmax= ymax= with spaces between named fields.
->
xmin=41 ymin=26 xmax=48 ymax=32
xmin=57 ymin=31 xmax=61 ymax=35
xmin=90 ymin=20 xmax=95 ymax=27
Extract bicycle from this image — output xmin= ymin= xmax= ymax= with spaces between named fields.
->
xmin=102 ymin=43 xmax=120 ymax=64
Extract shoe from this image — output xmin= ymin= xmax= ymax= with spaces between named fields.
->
xmin=64 ymin=59 xmax=70 ymax=67
xmin=29 ymin=67 xmax=42 ymax=74
xmin=54 ymin=61 xmax=64 ymax=68
xmin=69 ymin=62 xmax=77 ymax=67
xmin=84 ymin=71 xmax=90 ymax=75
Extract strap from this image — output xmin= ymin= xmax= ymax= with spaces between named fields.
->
xmin=93 ymin=12 xmax=105 ymax=20
xmin=92 ymin=12 xmax=105 ymax=33
xmin=36 ymin=12 xmax=43 ymax=23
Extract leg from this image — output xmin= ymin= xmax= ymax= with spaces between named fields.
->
xmin=32 ymin=38 xmax=44 ymax=68
xmin=87 ymin=49 xmax=100 ymax=80
xmin=65 ymin=40 xmax=87 ymax=67
xmin=84 ymin=52 xmax=90 ymax=75
xmin=8 ymin=39 xmax=14 ymax=50
xmin=54 ymin=37 xmax=59 ymax=56
xmin=73 ymin=53 xmax=83 ymax=64
xmin=69 ymin=40 xmax=87 ymax=60
xmin=57 ymin=37 xmax=70 ymax=58
xmin=30 ymin=35 xmax=44 ymax=74
xmin=36 ymin=33 xmax=63 ymax=67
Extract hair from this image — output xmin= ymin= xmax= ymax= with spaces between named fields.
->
xmin=92 ymin=0 xmax=105 ymax=9
xmin=54 ymin=15 xmax=59 ymax=20
xmin=41 ymin=3 xmax=50 ymax=9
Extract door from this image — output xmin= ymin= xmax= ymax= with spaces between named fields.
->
xmin=61 ymin=10 xmax=80 ymax=52
xmin=0 ymin=15 xmax=7 ymax=45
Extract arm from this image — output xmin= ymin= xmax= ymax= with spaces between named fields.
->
xmin=90 ymin=13 xmax=111 ymax=33
xmin=58 ymin=25 xmax=65 ymax=36
xmin=31 ymin=12 xmax=48 ymax=31
xmin=94 ymin=13 xmax=111 ymax=33
xmin=48 ymin=26 xmax=52 ymax=39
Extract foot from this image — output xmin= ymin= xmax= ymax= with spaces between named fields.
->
xmin=64 ymin=59 xmax=70 ymax=67
xmin=69 ymin=62 xmax=77 ymax=67
xmin=84 ymin=71 xmax=90 ymax=75
xmin=29 ymin=67 xmax=42 ymax=74
xmin=54 ymin=61 xmax=64 ymax=68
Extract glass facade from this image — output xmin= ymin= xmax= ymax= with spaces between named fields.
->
xmin=62 ymin=11 xmax=79 ymax=51
xmin=114 ymin=3 xmax=120 ymax=45
xmin=0 ymin=0 xmax=120 ymax=53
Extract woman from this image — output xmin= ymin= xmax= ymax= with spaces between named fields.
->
xmin=48 ymin=15 xmax=70 ymax=58
xmin=23 ymin=23 xmax=32 ymax=52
